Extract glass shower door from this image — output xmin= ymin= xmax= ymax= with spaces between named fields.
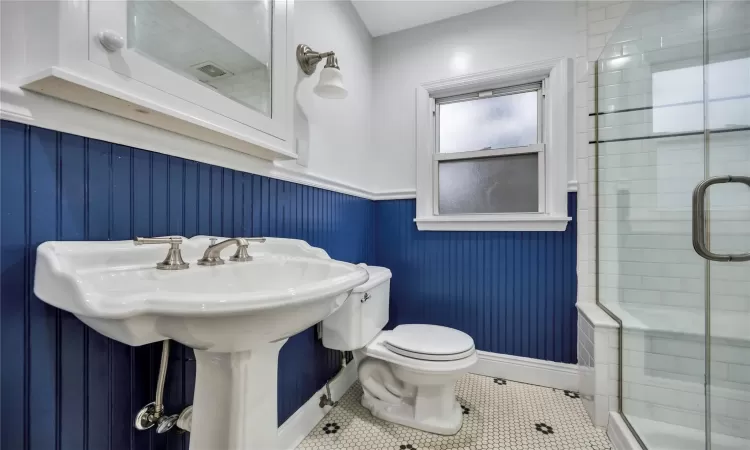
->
xmin=596 ymin=1 xmax=750 ymax=448
xmin=702 ymin=1 xmax=750 ymax=448
xmin=595 ymin=1 xmax=710 ymax=448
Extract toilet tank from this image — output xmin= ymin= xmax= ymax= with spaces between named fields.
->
xmin=321 ymin=264 xmax=391 ymax=351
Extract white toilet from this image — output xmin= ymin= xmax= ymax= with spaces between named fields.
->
xmin=322 ymin=264 xmax=478 ymax=435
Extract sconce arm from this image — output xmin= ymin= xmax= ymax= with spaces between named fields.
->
xmin=297 ymin=44 xmax=336 ymax=75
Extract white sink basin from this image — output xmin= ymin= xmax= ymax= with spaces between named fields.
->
xmin=34 ymin=236 xmax=368 ymax=450
xmin=35 ymin=236 xmax=367 ymax=351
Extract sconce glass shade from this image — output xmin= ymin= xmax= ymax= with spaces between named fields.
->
xmin=313 ymin=67 xmax=348 ymax=99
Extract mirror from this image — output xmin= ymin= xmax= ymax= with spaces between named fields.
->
xmin=128 ymin=0 xmax=272 ymax=116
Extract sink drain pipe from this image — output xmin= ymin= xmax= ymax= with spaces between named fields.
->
xmin=319 ymin=351 xmax=350 ymax=408
xmin=134 ymin=340 xmax=186 ymax=434
xmin=154 ymin=339 xmax=169 ymax=416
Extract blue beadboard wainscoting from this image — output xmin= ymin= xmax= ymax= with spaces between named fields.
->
xmin=0 ymin=119 xmax=578 ymax=450
xmin=374 ymin=193 xmax=578 ymax=364
xmin=0 ymin=120 xmax=374 ymax=450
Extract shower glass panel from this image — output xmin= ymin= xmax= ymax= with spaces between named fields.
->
xmin=705 ymin=0 xmax=750 ymax=448
xmin=595 ymin=1 xmax=750 ymax=449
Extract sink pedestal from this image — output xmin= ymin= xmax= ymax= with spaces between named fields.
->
xmin=190 ymin=340 xmax=288 ymax=450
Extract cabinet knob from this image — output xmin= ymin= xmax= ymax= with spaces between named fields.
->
xmin=98 ymin=30 xmax=125 ymax=52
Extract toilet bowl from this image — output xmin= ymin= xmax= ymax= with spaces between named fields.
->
xmin=321 ymin=265 xmax=477 ymax=435
xmin=356 ymin=324 xmax=477 ymax=434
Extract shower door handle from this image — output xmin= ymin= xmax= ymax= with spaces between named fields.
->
xmin=692 ymin=175 xmax=750 ymax=262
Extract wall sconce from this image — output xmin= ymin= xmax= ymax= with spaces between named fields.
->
xmin=296 ymin=44 xmax=348 ymax=99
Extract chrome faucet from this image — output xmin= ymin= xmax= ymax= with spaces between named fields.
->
xmin=197 ymin=237 xmax=265 ymax=266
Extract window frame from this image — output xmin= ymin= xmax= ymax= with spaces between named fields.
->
xmin=414 ymin=58 xmax=573 ymax=231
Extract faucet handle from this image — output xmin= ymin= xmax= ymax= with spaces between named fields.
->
xmin=134 ymin=236 xmax=183 ymax=245
xmin=133 ymin=236 xmax=189 ymax=270
xmin=229 ymin=237 xmax=265 ymax=262
xmin=229 ymin=242 xmax=252 ymax=262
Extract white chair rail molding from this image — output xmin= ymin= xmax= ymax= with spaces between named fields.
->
xmin=414 ymin=58 xmax=574 ymax=231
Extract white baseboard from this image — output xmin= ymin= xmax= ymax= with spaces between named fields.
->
xmin=277 ymin=362 xmax=358 ymax=450
xmin=471 ymin=351 xmax=578 ymax=391
xmin=607 ymin=412 xmax=641 ymax=450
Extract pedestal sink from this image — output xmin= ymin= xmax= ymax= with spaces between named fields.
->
xmin=34 ymin=236 xmax=369 ymax=450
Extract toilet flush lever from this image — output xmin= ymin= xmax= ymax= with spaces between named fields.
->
xmin=362 ymin=293 xmax=371 ymax=303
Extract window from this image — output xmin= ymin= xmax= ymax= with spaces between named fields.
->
xmin=435 ymin=84 xmax=544 ymax=215
xmin=415 ymin=58 xmax=573 ymax=231
xmin=652 ymin=57 xmax=750 ymax=134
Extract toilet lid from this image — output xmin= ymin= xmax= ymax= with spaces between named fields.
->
xmin=383 ymin=324 xmax=475 ymax=362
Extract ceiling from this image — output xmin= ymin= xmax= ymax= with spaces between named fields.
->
xmin=351 ymin=0 xmax=512 ymax=37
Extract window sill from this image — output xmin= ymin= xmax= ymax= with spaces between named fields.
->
xmin=413 ymin=215 xmax=571 ymax=232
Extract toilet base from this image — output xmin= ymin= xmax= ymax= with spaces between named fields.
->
xmin=360 ymin=388 xmax=463 ymax=435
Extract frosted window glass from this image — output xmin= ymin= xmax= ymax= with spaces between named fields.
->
xmin=438 ymin=154 xmax=539 ymax=214
xmin=652 ymin=57 xmax=750 ymax=133
xmin=439 ymin=91 xmax=538 ymax=153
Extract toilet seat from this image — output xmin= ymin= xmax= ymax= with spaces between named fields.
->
xmin=363 ymin=331 xmax=477 ymax=373
xmin=384 ymin=324 xmax=475 ymax=362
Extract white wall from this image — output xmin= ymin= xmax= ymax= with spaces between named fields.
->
xmin=281 ymin=0 xmax=373 ymax=189
xmin=369 ymin=0 xmax=578 ymax=193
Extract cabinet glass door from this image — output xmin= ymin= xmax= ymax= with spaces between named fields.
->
xmin=89 ymin=0 xmax=289 ymax=139
xmin=128 ymin=0 xmax=272 ymax=116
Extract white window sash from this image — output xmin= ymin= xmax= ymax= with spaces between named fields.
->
xmin=431 ymin=144 xmax=546 ymax=216
xmin=435 ymin=82 xmax=542 ymax=106
xmin=435 ymin=87 xmax=543 ymax=155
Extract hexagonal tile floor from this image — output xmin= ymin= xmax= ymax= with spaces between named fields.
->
xmin=296 ymin=374 xmax=611 ymax=450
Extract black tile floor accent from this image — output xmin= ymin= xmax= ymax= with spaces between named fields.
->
xmin=535 ymin=423 xmax=554 ymax=435
xmin=297 ymin=374 xmax=612 ymax=449
xmin=322 ymin=423 xmax=340 ymax=434
xmin=563 ymin=390 xmax=580 ymax=399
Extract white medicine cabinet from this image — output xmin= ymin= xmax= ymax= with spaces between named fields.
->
xmin=16 ymin=0 xmax=295 ymax=161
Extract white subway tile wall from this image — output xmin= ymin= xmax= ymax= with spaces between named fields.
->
xmin=577 ymin=308 xmax=619 ymax=428
xmin=620 ymin=329 xmax=750 ymax=441
xmin=578 ymin=312 xmax=597 ymax=423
